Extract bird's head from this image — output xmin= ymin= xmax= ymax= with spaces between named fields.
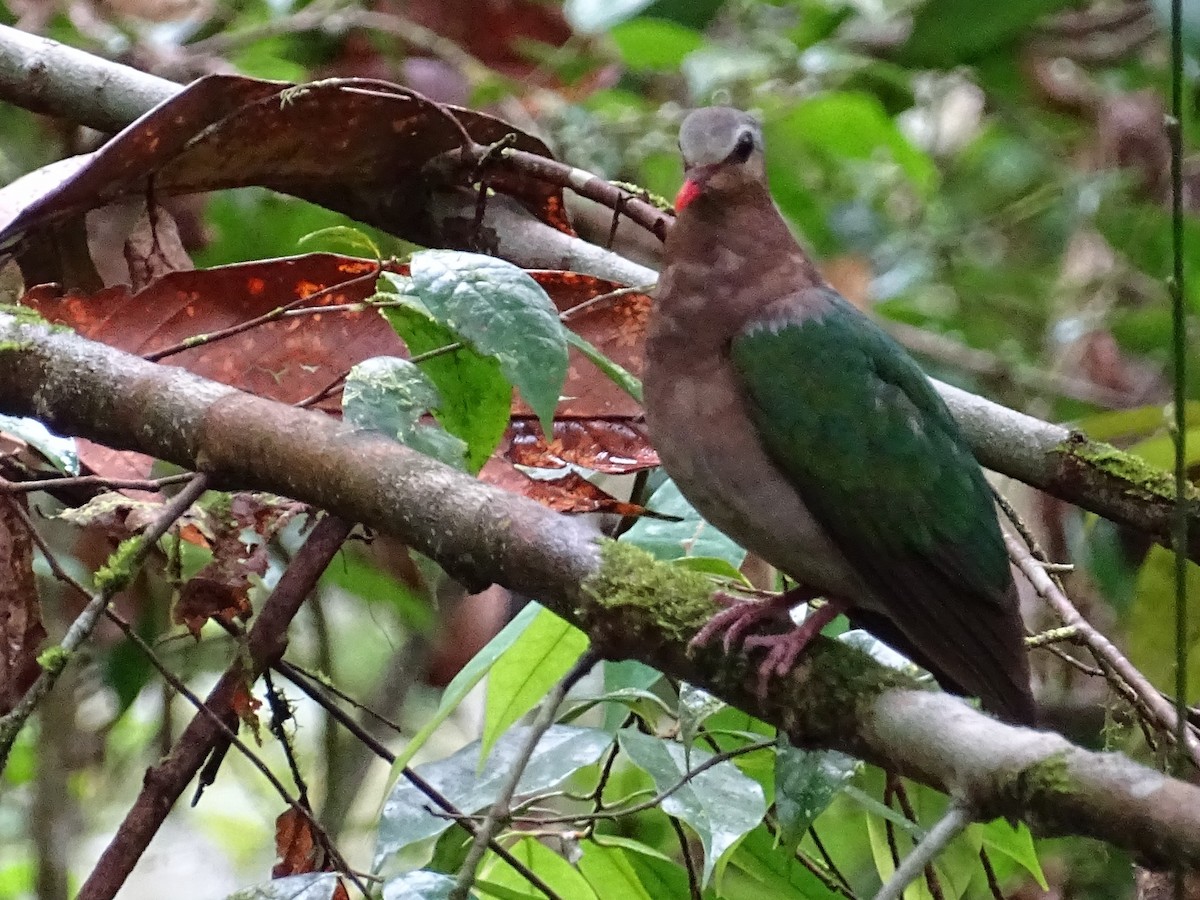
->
xmin=674 ymin=107 xmax=765 ymax=213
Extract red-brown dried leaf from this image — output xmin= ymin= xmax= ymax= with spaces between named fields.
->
xmin=22 ymin=255 xmax=400 ymax=409
xmin=480 ymin=457 xmax=647 ymax=516
xmin=173 ymin=568 xmax=254 ymax=639
xmin=230 ymin=681 xmax=263 ymax=742
xmin=0 ymin=74 xmax=572 ymax=252
xmin=529 ymin=270 xmax=651 ymax=419
xmin=172 ymin=493 xmax=301 ymax=638
xmin=506 ymin=418 xmax=657 ymax=473
xmin=0 ymin=494 xmax=46 ymax=715
xmin=23 ymin=259 xmax=652 ymax=423
xmin=72 ymin=441 xmax=161 ymax=497
xmin=273 ymin=807 xmax=330 ymax=878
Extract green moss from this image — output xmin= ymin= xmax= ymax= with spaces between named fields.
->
xmin=0 ymin=304 xmax=72 ymax=335
xmin=0 ymin=339 xmax=31 ymax=352
xmin=582 ymin=540 xmax=715 ymax=643
xmin=0 ymin=303 xmax=48 ymax=327
xmin=95 ymin=536 xmax=143 ymax=594
xmin=1058 ymin=434 xmax=1194 ymax=502
xmin=36 ymin=645 xmax=69 ymax=673
xmin=609 ymin=180 xmax=673 ymax=212
xmin=1003 ymin=749 xmax=1075 ymax=813
xmin=582 ymin=540 xmax=915 ymax=740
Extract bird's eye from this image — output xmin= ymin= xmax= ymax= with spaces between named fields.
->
xmin=731 ymin=130 xmax=756 ymax=163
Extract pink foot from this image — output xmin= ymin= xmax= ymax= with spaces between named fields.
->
xmin=689 ymin=586 xmax=846 ymax=698
xmin=743 ymin=600 xmax=845 ymax=698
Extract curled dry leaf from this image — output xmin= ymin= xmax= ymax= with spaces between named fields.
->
xmin=272 ymin=807 xmax=332 ymax=879
xmin=0 ymin=74 xmax=571 ymax=251
xmin=506 ymin=418 xmax=657 ymax=473
xmin=480 ymin=457 xmax=648 ymax=517
xmin=230 ymin=681 xmax=263 ymax=743
xmin=173 ymin=493 xmax=304 ymax=638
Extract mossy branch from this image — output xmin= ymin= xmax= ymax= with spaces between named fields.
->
xmin=3 ymin=314 xmax=1200 ymax=866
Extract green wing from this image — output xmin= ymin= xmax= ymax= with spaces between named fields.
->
xmin=731 ymin=289 xmax=1031 ymax=721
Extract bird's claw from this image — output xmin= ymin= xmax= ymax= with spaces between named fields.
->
xmin=689 ymin=590 xmax=845 ymax=700
xmin=689 ymin=592 xmax=785 ymax=654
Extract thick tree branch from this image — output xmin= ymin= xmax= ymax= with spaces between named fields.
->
xmin=0 ymin=24 xmax=177 ymax=133
xmin=2 ymin=313 xmax=1200 ymax=868
xmin=0 ymin=26 xmax=1193 ymax=562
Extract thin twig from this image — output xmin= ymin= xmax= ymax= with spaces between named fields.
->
xmin=502 ymin=739 xmax=776 ymax=827
xmin=0 ymin=473 xmax=210 ymax=768
xmin=669 ymin=815 xmax=702 ymax=900
xmin=979 ymin=847 xmax=1005 ymax=900
xmin=274 ymin=661 xmax=565 ymax=900
xmin=809 ymin=827 xmax=859 ymax=898
xmin=1003 ymin=529 xmax=1200 ymax=769
xmin=1167 ymin=0 xmax=1191 ymax=786
xmin=0 ymin=472 xmax=194 ymax=494
xmin=8 ymin=495 xmax=368 ymax=894
xmin=145 ymin=269 xmax=380 ymax=362
xmin=873 ymin=803 xmax=971 ymax=900
xmin=450 ymin=651 xmax=599 ymax=900
xmin=889 ymin=776 xmax=945 ymax=900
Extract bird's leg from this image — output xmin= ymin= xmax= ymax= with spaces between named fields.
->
xmin=689 ymin=583 xmax=824 ymax=653
xmin=742 ymin=598 xmax=848 ymax=697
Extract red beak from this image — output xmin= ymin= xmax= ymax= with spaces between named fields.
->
xmin=674 ymin=178 xmax=702 ymax=211
xmin=674 ymin=164 xmax=717 ymax=212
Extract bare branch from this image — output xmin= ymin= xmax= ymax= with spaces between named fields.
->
xmin=3 ymin=314 xmax=1200 ymax=867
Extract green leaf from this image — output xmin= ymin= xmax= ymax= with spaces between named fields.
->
xmin=409 ymin=250 xmax=569 ymax=433
xmin=863 ymin=780 xmax=981 ymax=900
xmin=484 ymin=837 xmax=599 ymax=900
xmin=382 ymin=302 xmax=511 ymax=473
xmin=473 ymin=881 xmax=540 ymax=900
xmin=618 ymin=729 xmax=767 ymax=886
xmin=226 ymin=874 xmax=341 ymax=900
xmin=899 ymin=0 xmax=1075 ymax=67
xmin=622 ymin=852 xmax=696 ymax=899
xmin=1095 ymin=198 xmax=1200 ymax=313
xmin=603 ymin=659 xmax=666 ymax=730
xmin=389 ymin=603 xmax=542 ymax=775
xmin=376 ymin=725 xmax=612 ymax=870
xmin=774 ymin=740 xmax=861 ymax=845
xmin=726 ymin=826 xmax=839 ymax=898
xmin=1075 ymin=403 xmax=1200 ymax=443
xmin=978 ymin=820 xmax=1047 ymax=890
xmin=768 ymin=94 xmax=937 ymax=197
xmin=482 ymin=606 xmax=589 ymax=761
xmin=342 ymin=357 xmax=468 ymax=468
xmin=382 ymin=870 xmax=474 ymax=900
xmin=611 ymin=18 xmax=704 ymax=71
xmin=668 ymin=556 xmax=751 ymax=583
xmin=678 ymin=682 xmax=726 ymax=762
xmin=622 ymin=478 xmax=747 ymax=566
xmin=297 ymin=225 xmax=380 ymax=259
xmin=589 ymin=834 xmax=674 ymax=862
xmin=577 ymin=843 xmax=655 ymax=900
xmin=562 ymin=686 xmax=676 ymax=725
